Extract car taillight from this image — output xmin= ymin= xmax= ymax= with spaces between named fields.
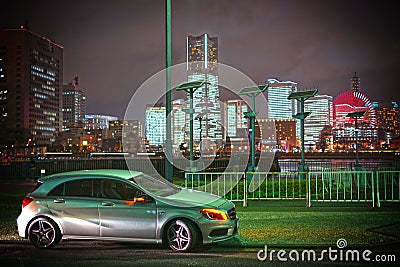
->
xmin=22 ymin=196 xmax=34 ymax=208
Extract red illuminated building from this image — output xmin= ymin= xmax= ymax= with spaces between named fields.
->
xmin=333 ymin=73 xmax=376 ymax=128
xmin=332 ymin=73 xmax=378 ymax=150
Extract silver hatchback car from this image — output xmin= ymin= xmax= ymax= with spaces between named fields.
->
xmin=17 ymin=169 xmax=238 ymax=251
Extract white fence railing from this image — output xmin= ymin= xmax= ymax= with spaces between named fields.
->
xmin=184 ymin=170 xmax=400 ymax=207
xmin=185 ymin=172 xmax=247 ymax=206
xmin=376 ymin=170 xmax=400 ymax=207
xmin=308 ymin=170 xmax=375 ymax=206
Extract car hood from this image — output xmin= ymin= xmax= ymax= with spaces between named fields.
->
xmin=158 ymin=188 xmax=232 ymax=209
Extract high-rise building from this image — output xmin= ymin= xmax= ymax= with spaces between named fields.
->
xmin=62 ymin=75 xmax=86 ymax=132
xmin=109 ymin=120 xmax=124 ymax=140
xmin=121 ymin=120 xmax=143 ymax=154
xmin=186 ymin=33 xmax=222 ymax=142
xmin=266 ymin=78 xmax=298 ymax=119
xmin=145 ymin=105 xmax=166 ymax=146
xmin=304 ymin=94 xmax=333 ymax=149
xmin=0 ymin=27 xmax=63 ymax=146
xmin=224 ymin=100 xmax=248 ymax=138
xmin=172 ymin=99 xmax=186 ymax=150
xmin=375 ymin=101 xmax=400 ymax=136
xmin=265 ymin=78 xmax=298 ymax=138
xmin=375 ymin=101 xmax=400 ymax=145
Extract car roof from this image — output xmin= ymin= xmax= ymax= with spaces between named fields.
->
xmin=38 ymin=169 xmax=143 ymax=183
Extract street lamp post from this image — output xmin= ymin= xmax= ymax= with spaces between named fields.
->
xmin=177 ymin=80 xmax=208 ymax=171
xmin=165 ymin=0 xmax=173 ymax=181
xmin=195 ymin=112 xmax=208 ymax=155
xmin=347 ymin=111 xmax=366 ymax=170
xmin=243 ymin=111 xmax=256 ymax=172
xmin=288 ymin=89 xmax=318 ymax=176
xmin=239 ymin=84 xmax=269 ymax=174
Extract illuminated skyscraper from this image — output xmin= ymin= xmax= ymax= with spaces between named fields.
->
xmin=375 ymin=101 xmax=400 ymax=144
xmin=145 ymin=105 xmax=166 ymax=146
xmin=172 ymin=99 xmax=186 ymax=150
xmin=266 ymin=78 xmax=298 ymax=119
xmin=224 ymin=100 xmax=248 ymax=138
xmin=304 ymin=94 xmax=333 ymax=149
xmin=376 ymin=101 xmax=399 ymax=135
xmin=0 ymin=27 xmax=63 ymax=146
xmin=186 ymin=33 xmax=221 ymax=142
xmin=266 ymin=78 xmax=299 ymax=137
xmin=62 ymin=75 xmax=86 ymax=132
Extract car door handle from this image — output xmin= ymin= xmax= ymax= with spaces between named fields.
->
xmin=53 ymin=198 xmax=65 ymax=203
xmin=102 ymin=201 xmax=115 ymax=207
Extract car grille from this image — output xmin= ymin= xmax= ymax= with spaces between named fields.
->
xmin=227 ymin=207 xmax=236 ymax=220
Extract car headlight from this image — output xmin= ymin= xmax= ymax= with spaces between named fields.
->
xmin=200 ymin=208 xmax=228 ymax=220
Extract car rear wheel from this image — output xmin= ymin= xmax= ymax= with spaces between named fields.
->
xmin=27 ymin=217 xmax=60 ymax=248
xmin=165 ymin=219 xmax=198 ymax=252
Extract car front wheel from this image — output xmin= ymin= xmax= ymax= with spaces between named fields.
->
xmin=165 ymin=219 xmax=198 ymax=252
xmin=27 ymin=217 xmax=61 ymax=248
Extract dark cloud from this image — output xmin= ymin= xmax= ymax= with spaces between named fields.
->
xmin=1 ymin=0 xmax=399 ymax=118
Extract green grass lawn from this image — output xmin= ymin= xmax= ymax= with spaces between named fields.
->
xmin=1 ymin=179 xmax=399 ymax=248
xmin=234 ymin=202 xmax=400 ymax=247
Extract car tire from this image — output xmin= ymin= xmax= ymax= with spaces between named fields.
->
xmin=27 ymin=217 xmax=61 ymax=249
xmin=164 ymin=219 xmax=198 ymax=252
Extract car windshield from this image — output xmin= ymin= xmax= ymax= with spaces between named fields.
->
xmin=130 ymin=174 xmax=181 ymax=197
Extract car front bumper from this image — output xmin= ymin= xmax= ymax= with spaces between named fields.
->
xmin=198 ymin=217 xmax=239 ymax=244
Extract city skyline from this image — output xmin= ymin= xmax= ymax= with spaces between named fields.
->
xmin=1 ymin=0 xmax=399 ymax=119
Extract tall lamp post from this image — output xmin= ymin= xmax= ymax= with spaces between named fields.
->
xmin=288 ymin=89 xmax=318 ymax=176
xmin=165 ymin=0 xmax=173 ymax=181
xmin=195 ymin=112 xmax=208 ymax=155
xmin=176 ymin=80 xmax=207 ymax=171
xmin=347 ymin=111 xmax=366 ymax=170
xmin=239 ymin=84 xmax=269 ymax=173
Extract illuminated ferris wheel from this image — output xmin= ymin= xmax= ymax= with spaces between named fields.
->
xmin=333 ymin=89 xmax=377 ymax=128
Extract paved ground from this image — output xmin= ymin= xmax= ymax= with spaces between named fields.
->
xmin=1 ymin=239 xmax=399 ymax=267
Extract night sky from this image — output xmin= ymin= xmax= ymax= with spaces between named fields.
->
xmin=1 ymin=0 xmax=399 ymax=118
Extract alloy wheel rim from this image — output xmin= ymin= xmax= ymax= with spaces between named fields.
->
xmin=30 ymin=219 xmax=56 ymax=247
xmin=168 ymin=220 xmax=190 ymax=251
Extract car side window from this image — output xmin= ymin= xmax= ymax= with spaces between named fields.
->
xmin=48 ymin=183 xmax=64 ymax=196
xmin=48 ymin=179 xmax=94 ymax=198
xmin=101 ymin=179 xmax=142 ymax=200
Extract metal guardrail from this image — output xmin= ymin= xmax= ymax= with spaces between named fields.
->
xmin=185 ymin=170 xmax=400 ymax=208
xmin=308 ymin=170 xmax=375 ymax=207
xmin=376 ymin=170 xmax=400 ymax=207
xmin=246 ymin=172 xmax=307 ymax=200
xmin=185 ymin=172 xmax=247 ymax=206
